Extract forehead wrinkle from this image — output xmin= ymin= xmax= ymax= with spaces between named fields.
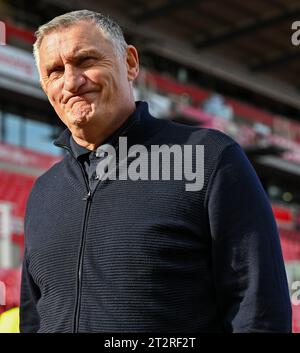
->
xmin=66 ymin=47 xmax=102 ymax=60
xmin=45 ymin=48 xmax=102 ymax=72
xmin=39 ymin=23 xmax=115 ymax=74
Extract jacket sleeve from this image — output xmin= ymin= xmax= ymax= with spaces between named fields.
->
xmin=207 ymin=142 xmax=292 ymax=332
xmin=20 ymin=252 xmax=40 ymax=333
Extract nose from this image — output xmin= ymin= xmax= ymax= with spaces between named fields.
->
xmin=63 ymin=64 xmax=86 ymax=93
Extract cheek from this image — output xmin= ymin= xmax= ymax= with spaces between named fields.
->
xmin=86 ymin=67 xmax=117 ymax=87
xmin=85 ymin=67 xmax=103 ymax=83
xmin=47 ymin=80 xmax=63 ymax=104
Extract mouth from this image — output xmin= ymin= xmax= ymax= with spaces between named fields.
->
xmin=64 ymin=91 xmax=98 ymax=105
xmin=68 ymin=96 xmax=86 ymax=105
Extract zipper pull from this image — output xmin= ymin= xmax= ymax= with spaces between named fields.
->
xmin=82 ymin=190 xmax=91 ymax=201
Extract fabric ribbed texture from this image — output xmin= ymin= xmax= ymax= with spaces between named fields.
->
xmin=20 ymin=102 xmax=292 ymax=333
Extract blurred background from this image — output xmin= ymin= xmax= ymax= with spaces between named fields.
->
xmin=0 ymin=0 xmax=300 ymax=332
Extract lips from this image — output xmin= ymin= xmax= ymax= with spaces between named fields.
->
xmin=64 ymin=91 xmax=98 ymax=105
xmin=68 ymin=95 xmax=86 ymax=104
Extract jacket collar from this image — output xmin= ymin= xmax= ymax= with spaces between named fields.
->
xmin=54 ymin=101 xmax=155 ymax=154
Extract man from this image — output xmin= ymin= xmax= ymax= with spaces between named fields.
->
xmin=20 ymin=10 xmax=292 ymax=333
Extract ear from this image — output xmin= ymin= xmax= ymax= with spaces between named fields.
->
xmin=126 ymin=45 xmax=139 ymax=82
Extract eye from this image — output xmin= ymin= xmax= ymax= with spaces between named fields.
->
xmin=78 ymin=56 xmax=98 ymax=67
xmin=48 ymin=66 xmax=64 ymax=78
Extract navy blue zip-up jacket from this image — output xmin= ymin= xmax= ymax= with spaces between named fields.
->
xmin=20 ymin=101 xmax=292 ymax=333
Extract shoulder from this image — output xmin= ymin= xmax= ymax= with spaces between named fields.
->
xmin=153 ymin=117 xmax=238 ymax=154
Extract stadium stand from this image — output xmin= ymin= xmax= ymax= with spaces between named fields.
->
xmin=0 ymin=0 xmax=300 ymax=332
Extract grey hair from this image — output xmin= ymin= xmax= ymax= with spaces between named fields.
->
xmin=33 ymin=10 xmax=128 ymax=66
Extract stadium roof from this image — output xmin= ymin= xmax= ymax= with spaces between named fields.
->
xmin=4 ymin=0 xmax=300 ymax=114
xmin=30 ymin=0 xmax=300 ymax=113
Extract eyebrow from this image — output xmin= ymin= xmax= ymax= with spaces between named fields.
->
xmin=72 ymin=49 xmax=101 ymax=61
xmin=45 ymin=48 xmax=101 ymax=73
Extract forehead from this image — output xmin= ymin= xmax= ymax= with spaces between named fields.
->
xmin=39 ymin=21 xmax=114 ymax=64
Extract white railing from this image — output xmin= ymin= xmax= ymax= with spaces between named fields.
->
xmin=0 ymin=202 xmax=13 ymax=268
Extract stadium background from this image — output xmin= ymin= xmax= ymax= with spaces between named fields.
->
xmin=0 ymin=0 xmax=300 ymax=332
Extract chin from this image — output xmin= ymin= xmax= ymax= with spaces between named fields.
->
xmin=66 ymin=109 xmax=95 ymax=127
xmin=70 ymin=116 xmax=93 ymax=128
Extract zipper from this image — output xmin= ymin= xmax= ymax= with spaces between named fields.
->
xmin=55 ymin=117 xmax=139 ymax=332
xmin=73 ymin=188 xmax=91 ymax=333
xmin=55 ymin=144 xmax=92 ymax=333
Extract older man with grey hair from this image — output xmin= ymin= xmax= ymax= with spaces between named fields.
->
xmin=20 ymin=9 xmax=292 ymax=333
